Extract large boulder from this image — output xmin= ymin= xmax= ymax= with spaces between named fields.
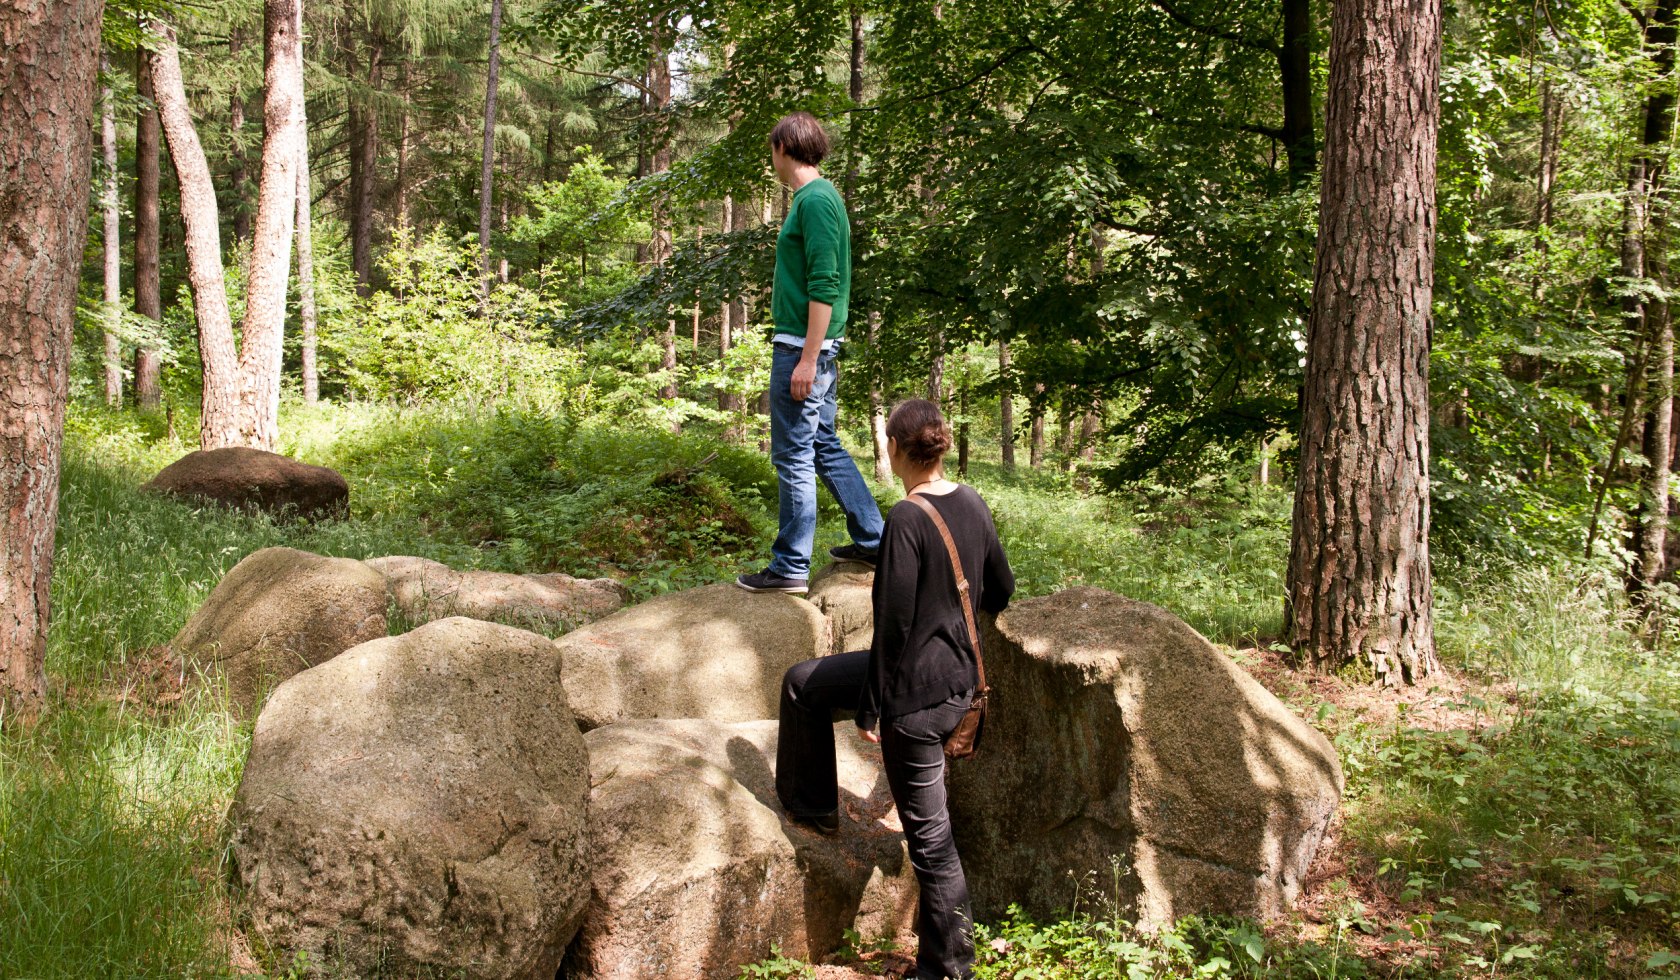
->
xmin=809 ymin=561 xmax=875 ymax=655
xmin=555 ymin=582 xmax=832 ymax=730
xmin=171 ymin=547 xmax=388 ymax=716
xmin=566 ymin=719 xmax=917 ymax=980
xmin=144 ymin=447 xmax=349 ymax=520
xmin=948 ymin=587 xmax=1343 ymax=925
xmin=366 ymin=555 xmax=629 ymax=634
xmin=230 ymin=617 xmax=591 ymax=980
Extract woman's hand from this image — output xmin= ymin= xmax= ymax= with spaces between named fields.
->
xmin=856 ymin=725 xmax=881 ymax=744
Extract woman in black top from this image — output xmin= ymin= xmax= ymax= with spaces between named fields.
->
xmin=776 ymin=398 xmax=1014 ymax=980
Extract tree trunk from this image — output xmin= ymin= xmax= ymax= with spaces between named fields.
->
xmin=134 ymin=45 xmax=163 ymax=411
xmin=347 ymin=29 xmax=380 ymax=296
xmin=1279 ymin=0 xmax=1316 ymax=188
xmin=1535 ymin=78 xmax=1563 ymax=230
xmin=648 ymin=34 xmax=677 ymax=411
xmin=297 ymin=107 xmax=320 ymax=404
xmin=1286 ymin=0 xmax=1442 ymax=685
xmin=230 ymin=29 xmax=251 ymax=245
xmin=235 ymin=0 xmax=305 ymax=452
xmin=394 ymin=59 xmax=411 ymax=229
xmin=101 ymin=54 xmax=122 ymax=407
xmin=479 ymin=0 xmax=505 ymax=304
xmin=1627 ymin=0 xmax=1679 ymax=601
xmin=151 ymin=22 xmax=242 ymax=448
xmin=927 ymin=327 xmax=944 ymax=405
xmin=1029 ymin=386 xmax=1045 ymax=469
xmin=999 ymin=340 xmax=1016 ymax=469
xmin=0 ymin=0 xmax=104 ymax=723
xmin=957 ymin=378 xmax=970 ymax=477
xmin=869 ymin=312 xmax=891 ymax=482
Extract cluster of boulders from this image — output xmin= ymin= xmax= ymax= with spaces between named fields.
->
xmin=176 ymin=542 xmax=1343 ymax=979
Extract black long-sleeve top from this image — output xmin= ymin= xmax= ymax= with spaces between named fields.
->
xmin=856 ymin=485 xmax=1015 ymax=732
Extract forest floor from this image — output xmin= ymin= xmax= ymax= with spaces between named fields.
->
xmin=4 ymin=402 xmax=1677 ymax=979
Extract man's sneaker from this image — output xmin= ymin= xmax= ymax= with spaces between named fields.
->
xmin=827 ymin=543 xmax=880 ymax=567
xmin=736 ymin=570 xmax=809 ymax=593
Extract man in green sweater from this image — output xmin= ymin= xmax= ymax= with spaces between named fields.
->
xmin=737 ymin=112 xmax=885 ymax=594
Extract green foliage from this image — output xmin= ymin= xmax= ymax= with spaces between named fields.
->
xmin=332 ymin=227 xmax=584 ymax=405
xmin=734 ymin=944 xmax=814 ymax=980
xmin=507 ymin=147 xmax=647 ymax=308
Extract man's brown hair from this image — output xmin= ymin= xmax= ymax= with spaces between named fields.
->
xmin=769 ymin=112 xmax=831 ymax=167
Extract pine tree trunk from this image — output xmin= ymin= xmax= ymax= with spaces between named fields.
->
xmin=649 ymin=34 xmax=677 ymax=412
xmin=999 ymin=340 xmax=1016 ymax=469
xmin=235 ymin=0 xmax=305 ymax=452
xmin=1627 ymin=0 xmax=1679 ymax=601
xmin=101 ymin=55 xmax=123 ymax=407
xmin=134 ymin=46 xmax=163 ymax=411
xmin=1535 ymin=79 xmax=1563 ymax=230
xmin=869 ymin=311 xmax=891 ymax=483
xmin=1029 ymin=383 xmax=1045 ymax=468
xmin=347 ymin=29 xmax=380 ymax=296
xmin=958 ymin=379 xmax=970 ymax=477
xmin=1279 ymin=0 xmax=1316 ymax=188
xmin=230 ymin=29 xmax=251 ymax=246
xmin=150 ymin=22 xmax=242 ymax=449
xmin=1286 ymin=0 xmax=1442 ymax=684
xmin=479 ymin=0 xmax=505 ymax=304
xmin=1 ymin=0 xmax=104 ymax=723
xmin=297 ymin=111 xmax=320 ymax=404
xmin=927 ymin=327 xmax=944 ymax=405
xmin=394 ymin=60 xmax=411 ymax=229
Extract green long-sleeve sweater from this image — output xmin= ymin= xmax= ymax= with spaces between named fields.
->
xmin=772 ymin=177 xmax=851 ymax=339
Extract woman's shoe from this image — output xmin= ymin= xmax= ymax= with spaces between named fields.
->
xmin=787 ymin=809 xmax=840 ymax=835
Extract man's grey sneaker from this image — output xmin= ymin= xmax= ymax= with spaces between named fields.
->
xmin=828 ymin=543 xmax=880 ymax=567
xmin=736 ymin=570 xmax=809 ymax=593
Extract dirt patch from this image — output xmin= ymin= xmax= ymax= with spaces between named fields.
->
xmin=1229 ymin=644 xmax=1515 ymax=733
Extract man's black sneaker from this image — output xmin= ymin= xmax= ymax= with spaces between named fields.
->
xmin=787 ymin=810 xmax=841 ymax=835
xmin=827 ymin=543 xmax=880 ymax=567
xmin=736 ymin=570 xmax=809 ymax=593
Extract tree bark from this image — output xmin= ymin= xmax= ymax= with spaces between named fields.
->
xmin=234 ymin=0 xmax=305 ymax=451
xmin=297 ymin=105 xmax=319 ymax=404
xmin=0 ymin=0 xmax=104 ymax=723
xmin=479 ymin=0 xmax=505 ymax=304
xmin=151 ymin=22 xmax=242 ymax=448
xmin=134 ymin=45 xmax=163 ymax=410
xmin=101 ymin=54 xmax=122 ymax=407
xmin=999 ymin=340 xmax=1016 ymax=469
xmin=1286 ymin=0 xmax=1442 ymax=685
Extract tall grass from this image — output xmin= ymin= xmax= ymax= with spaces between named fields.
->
xmin=0 ymin=695 xmax=247 ymax=979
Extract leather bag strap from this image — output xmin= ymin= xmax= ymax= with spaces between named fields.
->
xmin=908 ymin=494 xmax=987 ymax=694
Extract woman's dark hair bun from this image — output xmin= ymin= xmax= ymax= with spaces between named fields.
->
xmin=886 ymin=398 xmax=953 ymax=466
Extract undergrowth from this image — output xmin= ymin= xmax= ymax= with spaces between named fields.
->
xmin=16 ymin=401 xmax=1680 ymax=979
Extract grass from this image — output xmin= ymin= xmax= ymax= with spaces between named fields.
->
xmin=10 ymin=400 xmax=1680 ymax=978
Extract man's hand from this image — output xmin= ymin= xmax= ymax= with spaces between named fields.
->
xmin=857 ymin=726 xmax=880 ymax=744
xmin=790 ymin=356 xmax=818 ymax=401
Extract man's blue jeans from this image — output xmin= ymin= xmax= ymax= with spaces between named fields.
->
xmin=768 ymin=343 xmax=885 ymax=580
